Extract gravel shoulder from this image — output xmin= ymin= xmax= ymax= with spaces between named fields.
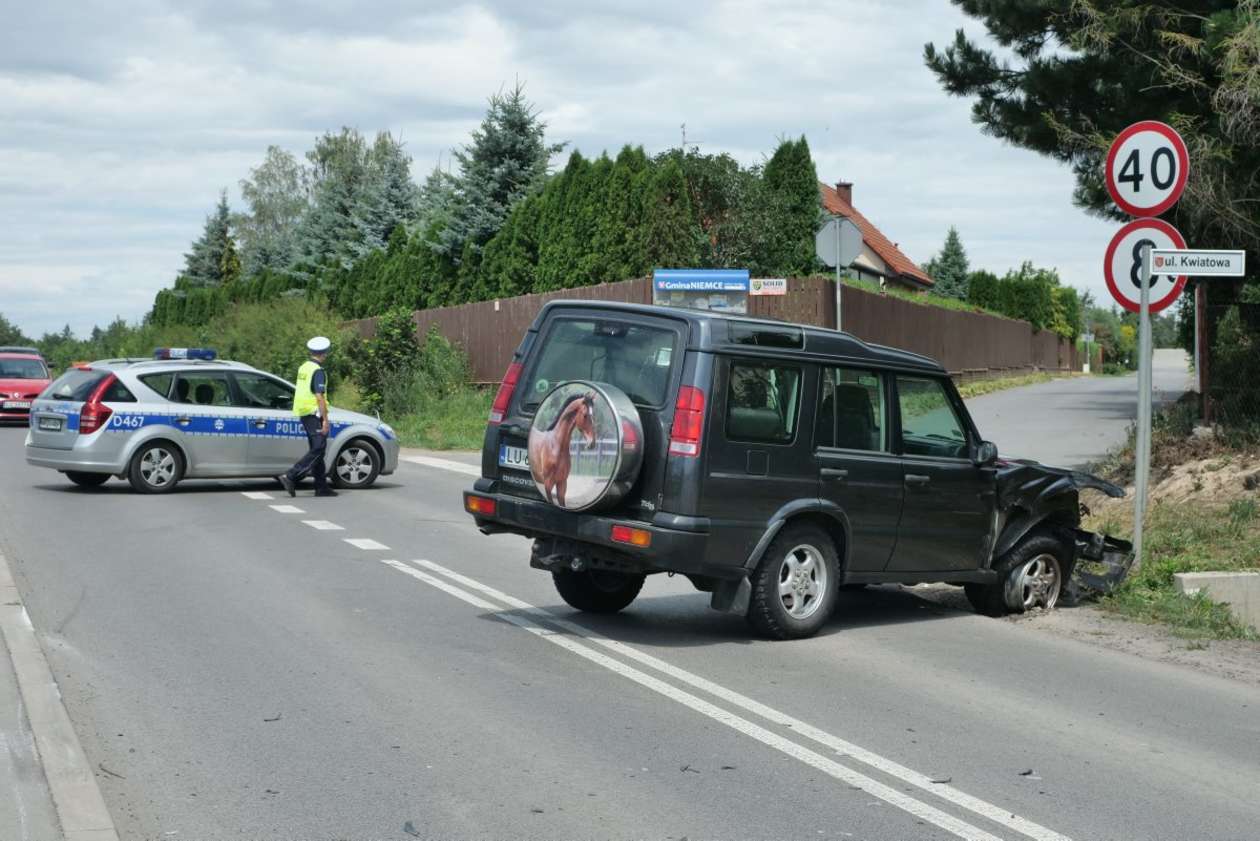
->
xmin=909 ymin=583 xmax=1260 ymax=688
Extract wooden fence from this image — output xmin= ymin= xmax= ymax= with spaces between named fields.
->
xmin=348 ymin=276 xmax=1085 ymax=384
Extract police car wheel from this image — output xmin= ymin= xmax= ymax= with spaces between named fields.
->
xmin=65 ymin=471 xmax=110 ymax=488
xmin=127 ymin=442 xmax=184 ymax=494
xmin=332 ymin=440 xmax=380 ymax=489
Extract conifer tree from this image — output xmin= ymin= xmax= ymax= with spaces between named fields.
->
xmin=924 ymin=227 xmax=969 ymax=299
xmin=763 ymin=137 xmax=822 ymax=275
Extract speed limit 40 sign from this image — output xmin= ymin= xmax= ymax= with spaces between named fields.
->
xmin=1103 ymin=218 xmax=1188 ymax=314
xmin=1105 ymin=120 xmax=1189 ymax=217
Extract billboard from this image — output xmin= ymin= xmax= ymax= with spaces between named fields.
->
xmin=652 ymin=269 xmax=750 ymax=314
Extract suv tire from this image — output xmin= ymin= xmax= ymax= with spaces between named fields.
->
xmin=127 ymin=441 xmax=184 ymax=494
xmin=65 ymin=471 xmax=110 ymax=488
xmin=966 ymin=529 xmax=1070 ymax=617
xmin=552 ymin=569 xmax=645 ymax=613
xmin=747 ymin=524 xmax=839 ymax=640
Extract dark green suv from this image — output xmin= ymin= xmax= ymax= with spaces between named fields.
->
xmin=464 ymin=301 xmax=1130 ymax=639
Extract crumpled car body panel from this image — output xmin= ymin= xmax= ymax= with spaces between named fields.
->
xmin=991 ymin=459 xmax=1133 ymax=595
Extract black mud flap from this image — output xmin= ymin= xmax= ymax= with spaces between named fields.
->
xmin=1068 ymin=531 xmax=1135 ymax=601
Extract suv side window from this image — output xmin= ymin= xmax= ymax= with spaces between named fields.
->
xmin=726 ymin=360 xmax=801 ymax=444
xmin=815 ymin=367 xmax=885 ymax=452
xmin=896 ymin=376 xmax=969 ymax=459
xmin=232 ymin=373 xmax=294 ymax=410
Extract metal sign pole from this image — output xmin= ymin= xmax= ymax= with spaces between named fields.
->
xmin=1133 ymin=245 xmax=1154 ymax=567
xmin=835 ymin=222 xmax=843 ymax=332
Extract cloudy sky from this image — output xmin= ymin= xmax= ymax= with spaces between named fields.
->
xmin=2 ymin=0 xmax=1119 ymax=338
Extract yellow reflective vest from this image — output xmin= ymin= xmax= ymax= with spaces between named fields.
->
xmin=293 ymin=360 xmax=322 ymax=417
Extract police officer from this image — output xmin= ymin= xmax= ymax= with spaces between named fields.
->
xmin=278 ymin=336 xmax=337 ymax=498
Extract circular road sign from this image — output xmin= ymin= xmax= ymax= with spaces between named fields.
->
xmin=1105 ymin=121 xmax=1189 ymax=217
xmin=1103 ymin=218 xmax=1188 ymax=314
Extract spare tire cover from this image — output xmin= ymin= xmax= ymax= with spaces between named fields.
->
xmin=527 ymin=380 xmax=643 ymax=512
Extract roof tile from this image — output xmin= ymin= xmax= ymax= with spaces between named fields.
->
xmin=819 ymin=182 xmax=932 ymax=286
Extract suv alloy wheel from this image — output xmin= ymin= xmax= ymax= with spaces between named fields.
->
xmin=747 ymin=523 xmax=840 ymax=639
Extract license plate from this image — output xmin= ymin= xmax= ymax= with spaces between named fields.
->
xmin=498 ymin=444 xmax=530 ymax=470
xmin=38 ymin=417 xmax=62 ymax=431
xmin=3 ymin=401 xmax=31 ymax=410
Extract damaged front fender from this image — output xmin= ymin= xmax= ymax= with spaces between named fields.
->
xmin=992 ymin=460 xmax=1134 ymax=595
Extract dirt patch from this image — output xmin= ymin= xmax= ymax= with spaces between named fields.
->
xmin=909 ymin=584 xmax=1260 ymax=687
xmin=1081 ymin=451 xmax=1260 ymax=530
xmin=1006 ymin=605 xmax=1260 ymax=688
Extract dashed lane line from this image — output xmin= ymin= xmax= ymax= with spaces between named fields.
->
xmin=242 ymin=491 xmax=274 ymax=500
xmin=344 ymin=538 xmax=389 ymax=551
xmin=414 ymin=559 xmax=1073 ymax=841
xmin=380 ymin=557 xmax=1008 ymax=841
xmin=269 ymin=504 xmax=305 ymax=514
xmin=399 ymin=454 xmax=480 ymax=477
xmin=302 ymin=520 xmax=343 ymax=531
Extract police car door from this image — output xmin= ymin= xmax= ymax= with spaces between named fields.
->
xmin=168 ymin=371 xmax=249 ymax=475
xmin=230 ymin=371 xmax=306 ymax=473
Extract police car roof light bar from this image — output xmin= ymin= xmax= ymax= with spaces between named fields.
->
xmin=154 ymin=347 xmax=217 ymax=361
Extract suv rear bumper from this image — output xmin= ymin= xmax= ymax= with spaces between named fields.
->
xmin=464 ymin=484 xmax=739 ymax=580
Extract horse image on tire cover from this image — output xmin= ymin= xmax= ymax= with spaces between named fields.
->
xmin=528 ymin=382 xmax=622 ymax=510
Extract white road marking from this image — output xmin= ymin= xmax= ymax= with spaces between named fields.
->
xmin=344 ymin=538 xmax=389 ymax=551
xmin=400 ymin=454 xmax=480 ymax=477
xmin=302 ymin=520 xmax=343 ymax=531
xmin=416 ymin=559 xmax=1073 ymax=841
xmin=242 ymin=491 xmax=274 ymax=500
xmin=269 ymin=504 xmax=305 ymax=514
xmin=0 ymin=549 xmax=120 ymax=840
xmin=382 ymin=560 xmax=1008 ymax=841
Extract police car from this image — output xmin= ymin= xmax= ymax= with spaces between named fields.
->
xmin=24 ymin=349 xmax=399 ymax=493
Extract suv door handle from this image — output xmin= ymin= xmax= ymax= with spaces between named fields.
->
xmin=820 ymin=468 xmax=849 ymax=480
xmin=905 ymin=473 xmax=931 ymax=487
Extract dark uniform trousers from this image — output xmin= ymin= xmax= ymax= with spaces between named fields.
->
xmin=286 ymin=414 xmax=329 ymax=492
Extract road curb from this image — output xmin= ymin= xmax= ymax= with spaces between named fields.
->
xmin=0 ymin=549 xmax=119 ymax=841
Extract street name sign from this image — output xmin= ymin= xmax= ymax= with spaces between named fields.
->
xmin=1147 ymin=249 xmax=1246 ymax=277
xmin=1103 ymin=218 xmax=1188 ymax=314
xmin=1105 ymin=120 xmax=1189 ymax=217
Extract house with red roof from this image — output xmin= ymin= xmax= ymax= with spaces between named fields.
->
xmin=819 ymin=181 xmax=933 ymax=291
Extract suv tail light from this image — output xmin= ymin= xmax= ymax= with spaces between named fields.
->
xmin=488 ymin=362 xmax=523 ymax=425
xmin=668 ymin=386 xmax=705 ymax=457
xmin=78 ymin=374 xmax=117 ymax=435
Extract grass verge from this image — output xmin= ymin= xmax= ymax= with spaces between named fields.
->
xmin=391 ymin=387 xmax=492 ymax=450
xmin=1091 ymin=499 xmax=1259 ymax=640
xmin=956 ymin=372 xmax=1059 ymax=399
xmin=1082 ymin=399 xmax=1260 ymax=640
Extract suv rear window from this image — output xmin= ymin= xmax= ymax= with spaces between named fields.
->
xmin=41 ymin=369 xmax=110 ymax=402
xmin=523 ymin=318 xmax=676 ymax=409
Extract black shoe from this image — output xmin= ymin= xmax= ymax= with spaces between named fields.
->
xmin=314 ymin=488 xmax=339 ymax=497
xmin=278 ymin=475 xmax=296 ymax=497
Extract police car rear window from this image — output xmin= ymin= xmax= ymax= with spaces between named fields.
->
xmin=138 ymin=372 xmax=174 ymax=399
xmin=102 ymin=380 xmax=136 ymax=403
xmin=42 ymin=369 xmax=109 ymax=402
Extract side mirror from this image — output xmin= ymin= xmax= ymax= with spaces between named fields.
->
xmin=974 ymin=440 xmax=998 ymax=466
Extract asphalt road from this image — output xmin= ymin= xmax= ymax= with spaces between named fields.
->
xmin=967 ymin=349 xmax=1193 ymax=469
xmin=4 ymin=362 xmax=1258 ymax=841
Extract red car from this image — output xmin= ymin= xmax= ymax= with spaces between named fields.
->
xmin=0 ymin=347 xmax=51 ymax=424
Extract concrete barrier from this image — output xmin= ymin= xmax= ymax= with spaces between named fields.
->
xmin=1174 ymin=571 xmax=1260 ymax=630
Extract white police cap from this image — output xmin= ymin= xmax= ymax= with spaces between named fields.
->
xmin=307 ymin=336 xmax=332 ymax=353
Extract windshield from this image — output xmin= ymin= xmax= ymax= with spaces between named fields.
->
xmin=41 ymin=369 xmax=109 ymax=402
xmin=0 ymin=358 xmax=48 ymax=379
xmin=523 ymin=318 xmax=677 ymax=409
